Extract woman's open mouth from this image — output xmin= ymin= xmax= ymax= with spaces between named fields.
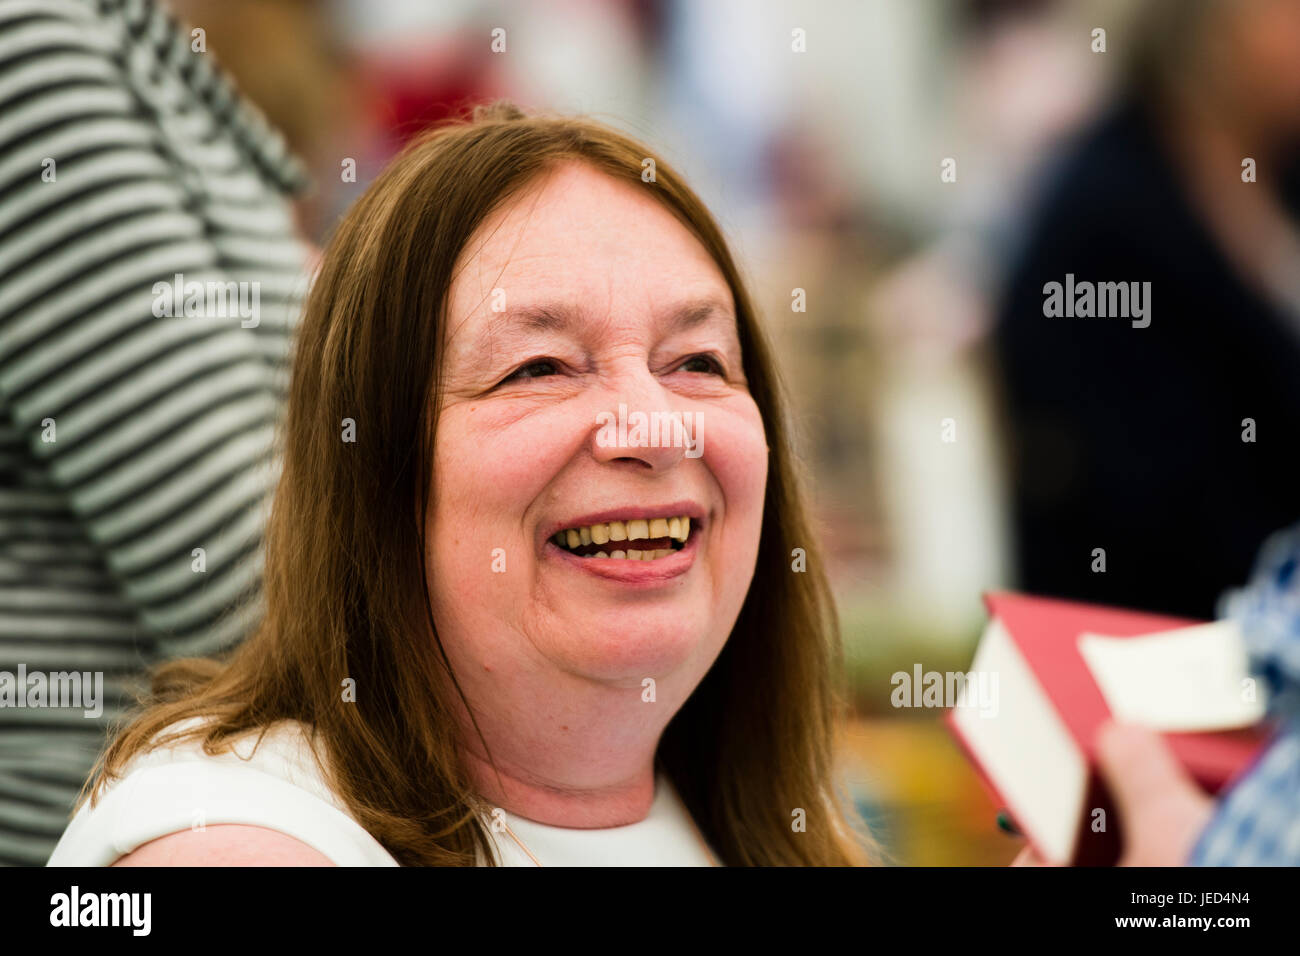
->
xmin=544 ymin=512 xmax=702 ymax=582
xmin=550 ymin=515 xmax=691 ymax=560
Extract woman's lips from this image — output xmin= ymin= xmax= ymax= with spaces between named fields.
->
xmin=545 ymin=524 xmax=700 ymax=583
xmin=539 ymin=504 xmax=704 ymax=552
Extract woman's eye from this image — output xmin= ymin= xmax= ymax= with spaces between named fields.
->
xmin=677 ymin=354 xmax=725 ymax=375
xmin=503 ymin=359 xmax=560 ymax=382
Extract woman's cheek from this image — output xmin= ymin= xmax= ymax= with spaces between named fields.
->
xmin=439 ymin=403 xmax=565 ymax=497
xmin=432 ymin=402 xmax=578 ymax=557
xmin=703 ymin=398 xmax=769 ymax=521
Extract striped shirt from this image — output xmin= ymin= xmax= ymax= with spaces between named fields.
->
xmin=0 ymin=0 xmax=309 ymax=864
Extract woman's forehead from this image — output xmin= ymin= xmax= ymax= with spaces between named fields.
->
xmin=451 ymin=163 xmax=727 ymax=293
xmin=444 ymin=165 xmax=735 ymax=349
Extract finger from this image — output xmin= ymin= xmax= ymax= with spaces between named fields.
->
xmin=1010 ymin=845 xmax=1046 ymax=866
xmin=1095 ymin=721 xmax=1215 ymax=865
xmin=1095 ymin=721 xmax=1203 ymax=813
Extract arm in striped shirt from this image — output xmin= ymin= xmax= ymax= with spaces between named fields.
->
xmin=0 ymin=0 xmax=307 ymax=659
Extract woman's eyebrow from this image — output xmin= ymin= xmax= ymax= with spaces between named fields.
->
xmin=467 ymin=298 xmax=738 ymax=371
xmin=473 ymin=305 xmax=570 ymax=355
xmin=462 ymin=306 xmax=569 ymax=378
xmin=671 ymin=299 xmax=738 ymax=335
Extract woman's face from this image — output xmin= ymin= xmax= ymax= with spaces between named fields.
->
xmin=428 ymin=161 xmax=768 ymax=690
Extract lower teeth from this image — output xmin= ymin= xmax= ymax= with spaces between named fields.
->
xmin=582 ymin=549 xmax=674 ymax=560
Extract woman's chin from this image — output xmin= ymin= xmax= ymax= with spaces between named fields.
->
xmin=542 ymin=609 xmax=714 ymax=682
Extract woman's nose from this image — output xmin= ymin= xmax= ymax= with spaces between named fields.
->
xmin=588 ymin=373 xmax=694 ymax=472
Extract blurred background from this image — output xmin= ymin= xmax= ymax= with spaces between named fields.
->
xmin=137 ymin=0 xmax=1300 ymax=863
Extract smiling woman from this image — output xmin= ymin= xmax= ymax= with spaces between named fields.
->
xmin=46 ymin=102 xmax=874 ymax=867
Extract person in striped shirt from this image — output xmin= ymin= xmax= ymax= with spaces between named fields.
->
xmin=0 ymin=0 xmax=310 ymax=864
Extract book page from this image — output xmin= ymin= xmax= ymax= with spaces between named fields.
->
xmin=1077 ymin=621 xmax=1267 ymax=732
xmin=952 ymin=618 xmax=1087 ymax=864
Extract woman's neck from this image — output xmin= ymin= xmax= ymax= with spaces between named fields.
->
xmin=462 ymin=745 xmax=658 ymax=829
xmin=444 ymin=668 xmax=680 ymax=828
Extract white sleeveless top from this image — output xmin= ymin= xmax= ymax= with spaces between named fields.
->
xmin=45 ymin=718 xmax=715 ymax=867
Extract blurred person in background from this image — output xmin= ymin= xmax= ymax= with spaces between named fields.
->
xmin=993 ymin=0 xmax=1300 ymax=620
xmin=164 ymin=0 xmax=356 ymax=240
xmin=0 ymin=0 xmax=312 ymax=864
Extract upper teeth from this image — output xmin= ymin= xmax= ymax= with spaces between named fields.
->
xmin=553 ymin=515 xmax=691 ymax=554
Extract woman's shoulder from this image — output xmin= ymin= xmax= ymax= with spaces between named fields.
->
xmin=123 ymin=717 xmax=338 ymax=804
xmin=46 ymin=716 xmax=399 ymax=867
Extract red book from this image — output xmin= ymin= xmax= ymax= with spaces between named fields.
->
xmin=946 ymin=592 xmax=1273 ymax=865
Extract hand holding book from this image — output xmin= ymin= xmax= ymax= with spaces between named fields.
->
xmin=946 ymin=593 xmax=1272 ymax=865
xmin=1010 ymin=721 xmax=1217 ymax=866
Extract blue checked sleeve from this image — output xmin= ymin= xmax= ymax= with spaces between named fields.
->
xmin=1190 ymin=526 xmax=1300 ymax=865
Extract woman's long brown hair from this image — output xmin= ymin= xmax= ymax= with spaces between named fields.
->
xmin=82 ymin=102 xmax=874 ymax=866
